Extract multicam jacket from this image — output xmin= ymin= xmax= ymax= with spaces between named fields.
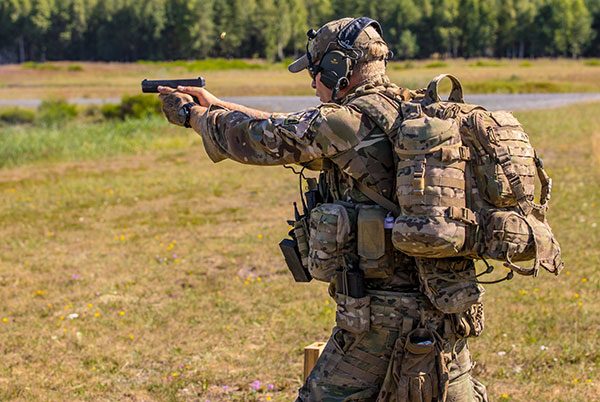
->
xmin=197 ymin=74 xmax=416 ymax=288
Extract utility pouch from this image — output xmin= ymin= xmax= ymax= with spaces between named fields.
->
xmin=308 ymin=203 xmax=355 ymax=282
xmin=393 ymin=328 xmax=449 ymax=402
xmin=452 ymin=302 xmax=485 ymax=338
xmin=480 ymin=209 xmax=535 ymax=262
xmin=335 ymin=293 xmax=371 ymax=334
xmin=358 ymin=206 xmax=393 ymax=279
xmin=415 ymin=258 xmax=485 ymax=314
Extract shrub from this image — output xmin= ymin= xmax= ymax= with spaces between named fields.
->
xmin=520 ymin=61 xmax=533 ymax=67
xmin=0 ymin=108 xmax=35 ymax=125
xmin=21 ymin=62 xmax=60 ymax=70
xmin=68 ymin=64 xmax=84 ymax=71
xmin=425 ymin=61 xmax=448 ymax=68
xmin=101 ymin=94 xmax=162 ymax=119
xmin=468 ymin=59 xmax=504 ymax=67
xmin=37 ymin=99 xmax=78 ymax=126
xmin=583 ymin=59 xmax=600 ymax=66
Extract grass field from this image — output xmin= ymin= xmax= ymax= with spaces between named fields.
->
xmin=0 ymin=91 xmax=598 ymax=400
xmin=2 ymin=58 xmax=600 ymax=101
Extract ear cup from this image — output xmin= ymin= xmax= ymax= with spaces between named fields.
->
xmin=319 ymin=51 xmax=351 ymax=89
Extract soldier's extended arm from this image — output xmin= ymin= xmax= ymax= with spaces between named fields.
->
xmin=188 ymin=104 xmax=367 ymax=165
xmin=177 ymin=85 xmax=271 ymax=120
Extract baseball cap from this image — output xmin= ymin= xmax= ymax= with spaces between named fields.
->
xmin=288 ymin=17 xmax=385 ymax=73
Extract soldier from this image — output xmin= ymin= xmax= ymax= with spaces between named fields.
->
xmin=158 ymin=17 xmax=488 ymax=402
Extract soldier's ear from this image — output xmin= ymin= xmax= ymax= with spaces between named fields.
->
xmin=319 ymin=51 xmax=351 ymax=90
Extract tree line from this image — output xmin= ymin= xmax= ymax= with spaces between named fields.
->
xmin=1 ymin=0 xmax=599 ymax=63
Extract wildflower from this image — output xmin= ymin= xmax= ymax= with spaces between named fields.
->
xmin=497 ymin=351 xmax=506 ymax=356
xmin=540 ymin=345 xmax=548 ymax=351
xmin=534 ymin=288 xmax=539 ymax=292
xmin=257 ymin=234 xmax=263 ymax=239
xmin=586 ymin=379 xmax=592 ymax=383
xmin=88 ymin=304 xmax=92 ymax=308
xmin=92 ymin=367 xmax=96 ymax=370
xmin=173 ymin=372 xmax=178 ymax=377
xmin=252 ymin=380 xmax=261 ymax=390
xmin=94 ymin=312 xmax=100 ymax=317
xmin=72 ymin=274 xmax=79 ymax=279
xmin=2 ymin=318 xmax=7 ymax=323
xmin=226 ymin=326 xmax=231 ymax=331
xmin=501 ymin=394 xmax=508 ymax=399
xmin=129 ymin=334 xmax=134 ymax=339
xmin=268 ymin=384 xmax=274 ymax=390
xmin=573 ymin=378 xmax=579 ymax=383
xmin=578 ymin=302 xmax=583 ymax=306
xmin=582 ymin=278 xmax=588 ymax=283
xmin=574 ymin=293 xmax=580 ymax=298
xmin=267 ymin=397 xmax=272 ymax=401
xmin=222 ymin=385 xmax=229 ymax=392
xmin=67 ymin=313 xmax=78 ymax=320
xmin=95 ymin=292 xmax=100 ymax=296
xmin=119 ymin=311 xmax=125 ymax=316
xmin=257 ymin=277 xmax=262 ymax=282
xmin=244 ymin=281 xmax=250 ymax=285
xmin=185 ymin=366 xmax=190 ymax=370
xmin=566 ymin=271 xmax=571 ymax=275
xmin=60 ymin=316 xmax=64 ymax=320
xmin=25 ymin=260 xmax=29 ymax=265
xmin=120 ymin=235 xmax=125 ymax=241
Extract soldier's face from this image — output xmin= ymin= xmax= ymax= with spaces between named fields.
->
xmin=312 ymin=72 xmax=333 ymax=103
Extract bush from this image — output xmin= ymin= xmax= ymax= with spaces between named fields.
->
xmin=425 ymin=61 xmax=448 ymax=68
xmin=21 ymin=62 xmax=60 ymax=70
xmin=469 ymin=59 xmax=504 ymax=67
xmin=520 ymin=61 xmax=533 ymax=67
xmin=101 ymin=94 xmax=162 ymax=119
xmin=0 ymin=108 xmax=35 ymax=125
xmin=37 ymin=99 xmax=78 ymax=126
xmin=68 ymin=64 xmax=84 ymax=71
xmin=583 ymin=59 xmax=600 ymax=66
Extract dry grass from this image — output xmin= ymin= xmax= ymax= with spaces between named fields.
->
xmin=0 ymin=87 xmax=599 ymax=400
xmin=2 ymin=58 xmax=600 ymax=100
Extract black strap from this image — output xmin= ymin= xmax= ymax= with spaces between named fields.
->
xmin=337 ymin=17 xmax=383 ymax=50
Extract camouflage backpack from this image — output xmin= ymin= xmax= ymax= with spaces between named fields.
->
xmin=387 ymin=74 xmax=563 ymax=277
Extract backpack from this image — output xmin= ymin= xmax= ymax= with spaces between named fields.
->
xmin=386 ymin=74 xmax=563 ymax=277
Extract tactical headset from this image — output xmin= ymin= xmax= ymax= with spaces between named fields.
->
xmin=306 ymin=17 xmax=384 ymax=92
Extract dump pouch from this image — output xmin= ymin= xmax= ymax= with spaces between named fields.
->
xmin=308 ymin=203 xmax=355 ymax=282
xmin=392 ymin=328 xmax=449 ymax=402
xmin=415 ymin=258 xmax=485 ymax=314
xmin=335 ymin=293 xmax=371 ymax=334
xmin=279 ymin=238 xmax=312 ymax=282
xmin=357 ymin=206 xmax=393 ymax=278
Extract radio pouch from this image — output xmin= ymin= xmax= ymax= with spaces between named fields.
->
xmin=358 ymin=206 xmax=393 ymax=278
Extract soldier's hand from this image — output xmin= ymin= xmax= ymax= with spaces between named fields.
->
xmin=157 ymin=86 xmax=195 ymax=126
xmin=176 ymin=86 xmax=219 ymax=108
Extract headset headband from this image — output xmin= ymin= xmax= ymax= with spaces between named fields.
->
xmin=337 ymin=17 xmax=383 ymax=50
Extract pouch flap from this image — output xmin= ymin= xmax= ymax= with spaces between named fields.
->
xmin=358 ymin=206 xmax=386 ymax=260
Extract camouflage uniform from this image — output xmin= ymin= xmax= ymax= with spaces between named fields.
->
xmin=195 ymin=73 xmax=489 ymax=401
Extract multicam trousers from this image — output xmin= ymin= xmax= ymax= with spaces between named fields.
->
xmin=297 ymin=290 xmax=488 ymax=402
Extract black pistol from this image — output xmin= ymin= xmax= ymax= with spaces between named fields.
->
xmin=141 ymin=77 xmax=205 ymax=93
xmin=141 ymin=77 xmax=205 ymax=103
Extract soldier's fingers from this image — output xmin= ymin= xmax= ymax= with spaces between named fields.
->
xmin=177 ymin=85 xmax=201 ymax=95
xmin=157 ymin=86 xmax=176 ymax=95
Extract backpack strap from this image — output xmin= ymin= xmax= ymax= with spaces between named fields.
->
xmin=353 ymin=178 xmax=401 ymax=216
xmin=425 ymin=74 xmax=465 ymax=104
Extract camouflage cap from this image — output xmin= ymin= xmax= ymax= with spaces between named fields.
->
xmin=288 ymin=17 xmax=385 ymax=73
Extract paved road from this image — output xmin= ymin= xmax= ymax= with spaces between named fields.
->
xmin=2 ymin=93 xmax=600 ymax=112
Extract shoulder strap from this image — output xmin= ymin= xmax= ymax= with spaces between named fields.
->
xmin=353 ymin=179 xmax=401 ymax=216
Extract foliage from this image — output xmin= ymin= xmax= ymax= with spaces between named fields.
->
xmin=37 ymin=98 xmax=78 ymax=126
xmin=101 ymin=95 xmax=162 ymax=120
xmin=1 ymin=0 xmax=600 ymax=62
xmin=0 ymin=107 xmax=35 ymax=125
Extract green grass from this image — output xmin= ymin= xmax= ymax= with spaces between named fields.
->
xmin=0 ymin=101 xmax=598 ymax=400
xmin=136 ymin=58 xmax=268 ymax=71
